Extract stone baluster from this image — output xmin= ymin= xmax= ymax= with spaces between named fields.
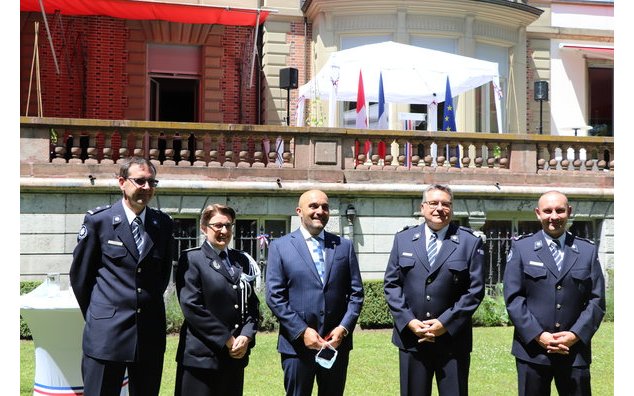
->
xmin=436 ymin=140 xmax=447 ymax=168
xmin=208 ymin=137 xmax=221 ymax=167
xmin=485 ymin=142 xmax=496 ymax=168
xmin=548 ymin=143 xmax=559 ymax=171
xmin=369 ymin=154 xmax=381 ymax=170
xmin=67 ymin=133 xmax=83 ymax=164
xmin=252 ymin=149 xmax=265 ymax=168
xmin=192 ymin=133 xmax=207 ymax=167
xmin=356 ymin=153 xmax=369 ymax=170
xmin=473 ymin=143 xmax=484 ymax=168
xmin=51 ymin=131 xmax=67 ymax=163
xmin=282 ymin=150 xmax=294 ymax=168
xmin=560 ymin=145 xmax=570 ymax=171
xmin=132 ymin=131 xmax=146 ymax=159
xmin=101 ymin=132 xmax=114 ymax=165
xmin=536 ymin=143 xmax=547 ymax=171
xmin=571 ymin=144 xmax=583 ymax=171
xmin=238 ymin=150 xmax=251 ymax=168
xmin=383 ymin=154 xmax=396 ymax=170
xmin=498 ymin=143 xmax=509 ymax=169
xmin=461 ymin=142 xmax=472 ymax=169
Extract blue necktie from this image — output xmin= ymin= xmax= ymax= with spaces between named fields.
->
xmin=427 ymin=233 xmax=438 ymax=267
xmin=219 ymin=250 xmax=234 ymax=276
xmin=132 ymin=217 xmax=144 ymax=253
xmin=310 ymin=237 xmax=325 ymax=283
xmin=550 ymin=240 xmax=563 ymax=272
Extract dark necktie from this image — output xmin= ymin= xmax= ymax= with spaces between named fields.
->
xmin=132 ymin=217 xmax=144 ymax=253
xmin=427 ymin=232 xmax=438 ymax=267
xmin=550 ymin=239 xmax=563 ymax=272
xmin=219 ymin=250 xmax=234 ymax=276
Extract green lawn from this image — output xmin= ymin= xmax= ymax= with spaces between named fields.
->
xmin=21 ymin=323 xmax=613 ymax=395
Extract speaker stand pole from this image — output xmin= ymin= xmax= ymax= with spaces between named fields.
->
xmin=286 ymin=88 xmax=290 ymax=126
xmin=539 ymin=99 xmax=543 ymax=135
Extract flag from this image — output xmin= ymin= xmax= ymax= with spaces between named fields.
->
xmin=355 ymin=70 xmax=368 ymax=129
xmin=404 ymin=142 xmax=412 ymax=169
xmin=377 ymin=72 xmax=388 ymax=129
xmin=442 ymin=76 xmax=456 ymax=132
xmin=364 ymin=139 xmax=372 ymax=162
xmin=275 ymin=136 xmax=284 ymax=167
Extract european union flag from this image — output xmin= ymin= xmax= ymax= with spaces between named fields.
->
xmin=442 ymin=76 xmax=456 ymax=132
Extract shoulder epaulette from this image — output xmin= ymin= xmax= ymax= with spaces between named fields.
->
xmin=398 ymin=225 xmax=414 ymax=233
xmin=459 ymin=226 xmax=477 ymax=236
xmin=512 ymin=233 xmax=533 ymax=241
xmin=151 ymin=207 xmax=173 ymax=220
xmin=86 ymin=205 xmax=111 ymax=215
xmin=575 ymin=236 xmax=595 ymax=245
xmin=183 ymin=246 xmax=201 ymax=253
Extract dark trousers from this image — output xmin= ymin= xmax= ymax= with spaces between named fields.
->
xmin=516 ymin=359 xmax=591 ymax=396
xmin=281 ymin=351 xmax=350 ymax=396
xmin=174 ymin=363 xmax=245 ymax=396
xmin=82 ymin=354 xmax=163 ymax=396
xmin=398 ymin=349 xmax=470 ymax=396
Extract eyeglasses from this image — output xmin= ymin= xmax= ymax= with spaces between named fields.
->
xmin=126 ymin=178 xmax=159 ymax=188
xmin=208 ymin=222 xmax=235 ymax=231
xmin=424 ymin=201 xmax=452 ymax=210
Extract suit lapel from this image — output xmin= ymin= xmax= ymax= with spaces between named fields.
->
xmin=139 ymin=209 xmax=157 ymax=262
xmin=535 ymin=234 xmax=560 ymax=276
xmin=411 ymin=226 xmax=430 ymax=270
xmin=290 ymin=230 xmax=322 ymax=283
xmin=431 ymin=224 xmax=458 ymax=271
xmin=202 ymin=242 xmax=235 ymax=282
xmin=558 ymin=233 xmax=578 ymax=277
xmin=111 ymin=200 xmax=139 ymax=260
xmin=322 ymin=232 xmax=338 ymax=285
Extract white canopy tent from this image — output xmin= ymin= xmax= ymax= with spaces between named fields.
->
xmin=296 ymin=41 xmax=503 ymax=131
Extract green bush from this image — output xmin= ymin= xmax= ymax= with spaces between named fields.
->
xmin=256 ymin=289 xmax=279 ymax=332
xmin=20 ymin=281 xmax=43 ymax=339
xmin=164 ymin=285 xmax=184 ymax=335
xmin=358 ymin=280 xmax=393 ymax=329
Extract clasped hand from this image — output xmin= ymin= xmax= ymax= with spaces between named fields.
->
xmin=535 ymin=331 xmax=578 ymax=355
xmin=408 ymin=318 xmax=447 ymax=343
xmin=303 ymin=326 xmax=346 ymax=350
xmin=226 ymin=335 xmax=250 ymax=359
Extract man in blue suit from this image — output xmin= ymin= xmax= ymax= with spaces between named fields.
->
xmin=266 ymin=189 xmax=364 ymax=396
xmin=384 ymin=184 xmax=485 ymax=396
xmin=70 ymin=156 xmax=174 ymax=396
xmin=503 ymin=190 xmax=605 ymax=396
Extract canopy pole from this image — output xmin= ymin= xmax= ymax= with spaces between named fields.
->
xmin=38 ymin=0 xmax=60 ymax=74
xmin=26 ymin=22 xmax=39 ymax=116
xmin=249 ymin=10 xmax=260 ymax=88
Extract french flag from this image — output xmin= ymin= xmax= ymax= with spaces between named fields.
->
xmin=376 ymin=72 xmax=388 ymax=129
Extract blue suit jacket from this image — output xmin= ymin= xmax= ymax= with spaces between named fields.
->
xmin=384 ymin=223 xmax=485 ymax=356
xmin=503 ymin=231 xmax=605 ymax=366
xmin=265 ymin=229 xmax=364 ymax=357
xmin=70 ymin=199 xmax=174 ymax=362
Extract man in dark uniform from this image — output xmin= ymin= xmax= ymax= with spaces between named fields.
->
xmin=503 ymin=190 xmax=605 ymax=396
xmin=70 ymin=156 xmax=174 ymax=396
xmin=384 ymin=184 xmax=485 ymax=396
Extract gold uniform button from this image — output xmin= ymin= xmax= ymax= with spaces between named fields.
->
xmin=555 ymin=322 xmax=561 ymax=328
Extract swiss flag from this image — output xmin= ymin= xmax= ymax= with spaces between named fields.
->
xmin=355 ymin=70 xmax=367 ymax=129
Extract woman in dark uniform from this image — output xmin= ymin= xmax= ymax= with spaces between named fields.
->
xmin=174 ymin=204 xmax=260 ymax=396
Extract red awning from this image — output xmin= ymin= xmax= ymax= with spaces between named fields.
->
xmin=559 ymin=43 xmax=614 ymax=60
xmin=20 ymin=0 xmax=271 ymax=26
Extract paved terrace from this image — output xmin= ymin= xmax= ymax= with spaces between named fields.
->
xmin=20 ymin=117 xmax=614 ymax=198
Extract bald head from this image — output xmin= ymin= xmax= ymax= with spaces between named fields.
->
xmin=297 ymin=190 xmax=330 ymax=236
xmin=535 ymin=191 xmax=572 ymax=238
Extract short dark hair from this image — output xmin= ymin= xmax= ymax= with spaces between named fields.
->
xmin=200 ymin=204 xmax=236 ymax=228
xmin=422 ymin=184 xmax=454 ymax=202
xmin=118 ymin=156 xmax=157 ymax=178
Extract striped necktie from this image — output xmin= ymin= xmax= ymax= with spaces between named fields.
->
xmin=427 ymin=232 xmax=438 ymax=267
xmin=132 ymin=217 xmax=144 ymax=253
xmin=310 ymin=237 xmax=325 ymax=283
xmin=550 ymin=239 xmax=563 ymax=272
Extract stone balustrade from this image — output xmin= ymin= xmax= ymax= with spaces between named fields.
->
xmin=20 ymin=117 xmax=614 ymax=190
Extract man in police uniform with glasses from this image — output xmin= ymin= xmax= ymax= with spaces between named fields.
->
xmin=384 ymin=184 xmax=485 ymax=396
xmin=70 ymin=156 xmax=174 ymax=396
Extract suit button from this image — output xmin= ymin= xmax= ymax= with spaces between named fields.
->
xmin=426 ymin=279 xmax=432 ymax=284
xmin=425 ymin=312 xmax=431 ymax=318
xmin=234 ymin=324 xmax=239 ymax=329
xmin=232 ymin=285 xmax=238 ymax=290
xmin=137 ymin=308 xmax=141 ymax=313
xmin=556 ymin=304 xmax=561 ymax=310
xmin=426 ymin=295 xmax=431 ymax=301
xmin=556 ymin=285 xmax=562 ymax=290
xmin=137 ymin=288 xmax=142 ymax=293
xmin=137 ymin=268 xmax=142 ymax=273
xmin=234 ymin=304 xmax=239 ymax=309
xmin=555 ymin=322 xmax=561 ymax=328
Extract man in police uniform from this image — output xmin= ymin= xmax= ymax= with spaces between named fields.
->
xmin=503 ymin=190 xmax=605 ymax=396
xmin=70 ymin=156 xmax=174 ymax=396
xmin=384 ymin=184 xmax=485 ymax=396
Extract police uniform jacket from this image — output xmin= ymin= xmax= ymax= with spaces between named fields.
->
xmin=503 ymin=231 xmax=605 ymax=367
xmin=384 ymin=223 xmax=485 ymax=356
xmin=70 ymin=199 xmax=174 ymax=362
xmin=175 ymin=242 xmax=259 ymax=370
xmin=265 ymin=229 xmax=364 ymax=358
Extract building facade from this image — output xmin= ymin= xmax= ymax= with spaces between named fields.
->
xmin=19 ymin=0 xmax=614 ymax=283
